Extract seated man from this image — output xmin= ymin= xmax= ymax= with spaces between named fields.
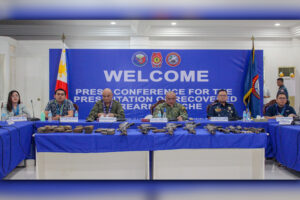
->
xmin=207 ymin=89 xmax=239 ymax=119
xmin=153 ymin=91 xmax=188 ymax=121
xmin=86 ymin=88 xmax=125 ymax=121
xmin=265 ymin=92 xmax=296 ymax=119
xmin=45 ymin=89 xmax=74 ymax=120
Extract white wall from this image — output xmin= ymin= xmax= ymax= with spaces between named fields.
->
xmin=0 ymin=37 xmax=17 ymax=114
xmin=10 ymin=37 xmax=300 ymax=116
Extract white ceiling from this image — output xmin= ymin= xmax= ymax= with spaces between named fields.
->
xmin=1 ymin=20 xmax=300 ymax=40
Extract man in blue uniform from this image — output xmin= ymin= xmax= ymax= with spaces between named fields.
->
xmin=265 ymin=92 xmax=296 ymax=119
xmin=207 ymin=89 xmax=239 ymax=119
xmin=277 ymin=78 xmax=289 ymax=100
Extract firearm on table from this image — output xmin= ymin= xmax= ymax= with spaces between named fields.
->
xmin=183 ymin=122 xmax=201 ymax=134
xmin=137 ymin=124 xmax=157 ymax=134
xmin=292 ymin=116 xmax=300 ymax=125
xmin=95 ymin=128 xmax=116 ymax=135
xmin=152 ymin=123 xmax=182 ymax=135
xmin=227 ymin=125 xmax=243 ymax=133
xmin=242 ymin=127 xmax=265 ymax=134
xmin=118 ymin=122 xmax=134 ymax=136
xmin=204 ymin=124 xmax=266 ymax=134
xmin=204 ymin=124 xmax=221 ymax=135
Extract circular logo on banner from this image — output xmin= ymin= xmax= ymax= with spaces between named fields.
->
xmin=132 ymin=51 xmax=148 ymax=67
xmin=166 ymin=52 xmax=181 ymax=67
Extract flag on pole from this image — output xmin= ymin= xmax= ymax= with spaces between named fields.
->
xmin=243 ymin=36 xmax=261 ymax=117
xmin=55 ymin=48 xmax=68 ymax=98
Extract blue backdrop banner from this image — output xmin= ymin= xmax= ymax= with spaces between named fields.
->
xmin=49 ymin=49 xmax=263 ymax=119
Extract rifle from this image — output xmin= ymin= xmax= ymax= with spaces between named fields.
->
xmin=183 ymin=122 xmax=201 ymax=134
xmin=152 ymin=123 xmax=182 ymax=135
xmin=95 ymin=128 xmax=116 ymax=135
xmin=137 ymin=124 xmax=157 ymax=134
xmin=118 ymin=122 xmax=134 ymax=135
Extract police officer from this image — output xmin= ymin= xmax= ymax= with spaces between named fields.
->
xmin=86 ymin=88 xmax=125 ymax=121
xmin=207 ymin=89 xmax=239 ymax=119
xmin=265 ymin=92 xmax=296 ymax=119
xmin=153 ymin=91 xmax=188 ymax=121
xmin=277 ymin=78 xmax=289 ymax=100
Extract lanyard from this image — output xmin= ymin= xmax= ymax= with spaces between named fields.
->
xmin=103 ymin=101 xmax=113 ymax=114
xmin=55 ymin=100 xmax=65 ymax=115
xmin=13 ymin=104 xmax=19 ymax=116
xmin=276 ymin=104 xmax=286 ymax=116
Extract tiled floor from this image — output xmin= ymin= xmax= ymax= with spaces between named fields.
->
xmin=4 ymin=159 xmax=300 ymax=180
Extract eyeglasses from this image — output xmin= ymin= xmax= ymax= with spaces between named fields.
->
xmin=56 ymin=93 xmax=65 ymax=96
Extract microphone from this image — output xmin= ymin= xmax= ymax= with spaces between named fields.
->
xmin=31 ymin=100 xmax=35 ymax=118
xmin=29 ymin=99 xmax=40 ymax=121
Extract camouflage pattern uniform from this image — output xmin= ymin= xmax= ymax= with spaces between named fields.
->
xmin=153 ymin=102 xmax=188 ymax=120
xmin=86 ymin=100 xmax=125 ymax=121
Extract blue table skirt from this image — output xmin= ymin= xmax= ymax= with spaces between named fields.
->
xmin=269 ymin=124 xmax=300 ymax=171
xmin=0 ymin=121 xmax=34 ymax=179
xmin=35 ymin=128 xmax=267 ymax=153
xmin=35 ymin=120 xmax=272 ymax=154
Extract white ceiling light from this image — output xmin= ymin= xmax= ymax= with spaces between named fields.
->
xmin=171 ymin=22 xmax=177 ymax=26
xmin=274 ymin=23 xmax=280 ymax=27
xmin=110 ymin=21 xmax=116 ymax=25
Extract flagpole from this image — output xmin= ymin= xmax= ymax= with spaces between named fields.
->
xmin=61 ymin=33 xmax=66 ymax=49
xmin=251 ymin=35 xmax=255 ymax=62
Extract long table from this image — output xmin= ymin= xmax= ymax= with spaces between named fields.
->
xmin=0 ymin=121 xmax=34 ymax=179
xmin=35 ymin=119 xmax=272 ymax=155
xmin=2 ymin=119 xmax=296 ymax=179
xmin=268 ymin=124 xmax=300 ymax=172
xmin=34 ymin=120 xmax=268 ymax=179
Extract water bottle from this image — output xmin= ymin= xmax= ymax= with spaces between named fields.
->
xmin=40 ymin=112 xmax=45 ymax=122
xmin=48 ymin=111 xmax=52 ymax=122
xmin=157 ymin=111 xmax=162 ymax=118
xmin=242 ymin=111 xmax=246 ymax=122
xmin=162 ymin=108 xmax=167 ymax=118
xmin=74 ymin=110 xmax=78 ymax=118
xmin=246 ymin=111 xmax=251 ymax=122
xmin=1 ymin=112 xmax=6 ymax=121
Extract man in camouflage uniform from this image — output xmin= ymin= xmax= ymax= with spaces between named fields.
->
xmin=207 ymin=89 xmax=239 ymax=119
xmin=86 ymin=88 xmax=125 ymax=121
xmin=153 ymin=91 xmax=188 ymax=121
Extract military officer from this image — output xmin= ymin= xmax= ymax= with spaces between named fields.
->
xmin=86 ymin=88 xmax=125 ymax=121
xmin=265 ymin=92 xmax=296 ymax=119
xmin=153 ymin=91 xmax=188 ymax=121
xmin=207 ymin=89 xmax=239 ymax=119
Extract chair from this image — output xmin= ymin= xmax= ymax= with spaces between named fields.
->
xmin=263 ymin=99 xmax=276 ymax=115
xmin=150 ymin=100 xmax=165 ymax=115
xmin=206 ymin=100 xmax=218 ymax=118
xmin=73 ymin=103 xmax=79 ymax=112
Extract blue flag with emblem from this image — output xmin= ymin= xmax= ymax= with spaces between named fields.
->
xmin=243 ymin=37 xmax=261 ymax=117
